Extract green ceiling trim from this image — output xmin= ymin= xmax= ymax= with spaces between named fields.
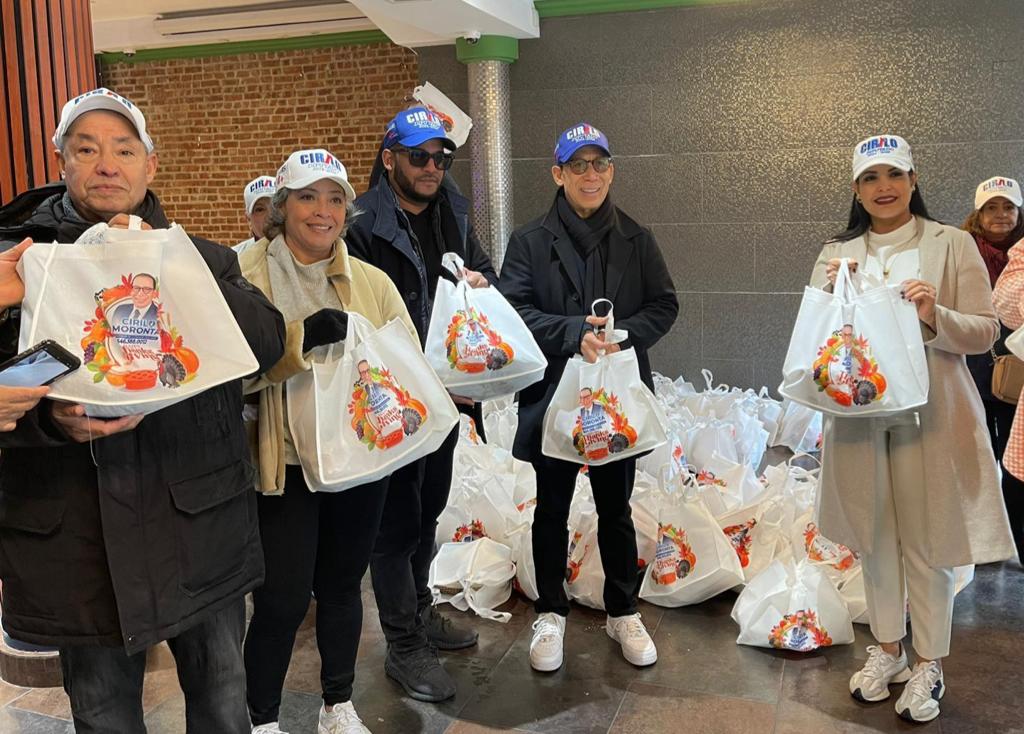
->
xmin=455 ymin=35 xmax=519 ymax=64
xmin=96 ymin=29 xmax=391 ymax=65
xmin=534 ymin=0 xmax=736 ymax=18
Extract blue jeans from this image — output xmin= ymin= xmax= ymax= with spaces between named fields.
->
xmin=59 ymin=598 xmax=249 ymax=734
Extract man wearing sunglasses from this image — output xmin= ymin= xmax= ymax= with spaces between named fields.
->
xmin=498 ymin=122 xmax=678 ymax=673
xmin=347 ymin=106 xmax=496 ymax=704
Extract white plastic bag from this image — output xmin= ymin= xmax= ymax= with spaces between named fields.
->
xmin=732 ymin=558 xmax=855 ymax=651
xmin=287 ymin=315 xmax=459 ymax=491
xmin=429 ymin=538 xmax=515 ymax=622
xmin=425 ymin=254 xmax=547 ymax=400
xmin=774 ymin=400 xmax=823 ymax=453
xmin=19 ymin=220 xmax=258 ymax=416
xmin=780 ymin=259 xmax=929 ymax=417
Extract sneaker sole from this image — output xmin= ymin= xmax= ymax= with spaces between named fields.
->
xmin=530 ymin=649 xmax=563 ymax=672
xmin=384 ymin=663 xmax=456 ymax=703
xmin=896 ymin=681 xmax=944 ymax=723
xmin=850 ymin=666 xmax=912 ymax=703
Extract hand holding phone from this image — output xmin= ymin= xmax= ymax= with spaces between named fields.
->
xmin=0 ymin=340 xmax=80 ymax=388
xmin=0 ymin=385 xmax=49 ymax=431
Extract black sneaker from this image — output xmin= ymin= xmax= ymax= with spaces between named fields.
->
xmin=384 ymin=645 xmax=457 ymax=703
xmin=420 ymin=605 xmax=479 ymax=651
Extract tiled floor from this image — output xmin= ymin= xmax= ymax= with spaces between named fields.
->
xmin=1 ymin=561 xmax=1021 ymax=733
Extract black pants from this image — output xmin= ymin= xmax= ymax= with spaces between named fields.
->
xmin=60 ymin=598 xmax=249 ymax=734
xmin=982 ymin=397 xmax=1024 ymax=559
xmin=370 ymin=426 xmax=459 ymax=652
xmin=532 ymin=456 xmax=639 ymax=617
xmin=244 ymin=466 xmax=388 ymax=725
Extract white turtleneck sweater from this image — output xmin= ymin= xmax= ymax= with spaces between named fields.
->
xmin=861 ymin=216 xmax=921 ymax=285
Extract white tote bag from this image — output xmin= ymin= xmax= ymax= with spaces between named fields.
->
xmin=542 ymin=336 xmax=667 ymax=466
xmin=424 ymin=254 xmax=547 ymax=401
xmin=19 ymin=220 xmax=259 ymax=417
xmin=287 ymin=314 xmax=459 ymax=491
xmin=429 ymin=538 xmax=515 ymax=623
xmin=732 ymin=559 xmax=855 ymax=651
xmin=639 ymin=485 xmax=744 ymax=607
xmin=780 ymin=259 xmax=928 ymax=417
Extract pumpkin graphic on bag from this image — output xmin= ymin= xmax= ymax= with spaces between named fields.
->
xmin=444 ymin=307 xmax=515 ymax=374
xmin=811 ymin=325 xmax=887 ymax=408
xmin=571 ymin=387 xmax=638 ymax=461
xmin=348 ymin=359 xmax=428 ymax=451
xmin=81 ymin=273 xmax=199 ymax=391
xmin=768 ymin=609 xmax=833 ymax=651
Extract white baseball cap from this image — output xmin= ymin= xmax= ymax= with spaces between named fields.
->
xmin=851 ymin=134 xmax=913 ymax=181
xmin=243 ymin=176 xmax=276 ymax=215
xmin=52 ymin=88 xmax=154 ymax=152
xmin=275 ymin=149 xmax=355 ymax=202
xmin=975 ymin=176 xmax=1023 ymax=209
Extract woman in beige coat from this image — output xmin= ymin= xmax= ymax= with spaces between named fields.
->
xmin=239 ymin=149 xmax=416 ymax=734
xmin=810 ymin=134 xmax=1014 ymax=725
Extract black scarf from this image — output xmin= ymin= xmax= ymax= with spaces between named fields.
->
xmin=555 ymin=190 xmax=616 ymax=302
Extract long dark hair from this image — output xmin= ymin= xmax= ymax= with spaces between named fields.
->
xmin=828 ymin=177 xmax=935 ymax=243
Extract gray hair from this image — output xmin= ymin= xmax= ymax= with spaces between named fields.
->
xmin=263 ymin=187 xmax=361 ymax=241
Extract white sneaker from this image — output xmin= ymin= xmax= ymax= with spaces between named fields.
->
xmin=318 ymin=701 xmax=371 ymax=734
xmin=849 ymin=645 xmax=912 ymax=702
xmin=895 ymin=661 xmax=945 ymax=723
xmin=605 ymin=613 xmax=657 ymax=667
xmin=530 ymin=612 xmax=566 ymax=672
xmin=252 ymin=724 xmax=288 ymax=734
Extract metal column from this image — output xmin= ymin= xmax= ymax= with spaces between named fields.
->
xmin=457 ymin=36 xmax=519 ymax=272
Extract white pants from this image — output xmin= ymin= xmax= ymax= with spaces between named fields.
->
xmin=861 ymin=419 xmax=955 ymax=660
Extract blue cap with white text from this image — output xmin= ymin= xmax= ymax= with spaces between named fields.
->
xmin=382 ymin=106 xmax=457 ymax=150
xmin=554 ymin=122 xmax=611 ymax=164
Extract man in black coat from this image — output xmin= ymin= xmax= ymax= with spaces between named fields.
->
xmin=0 ymin=88 xmax=285 ymax=732
xmin=346 ymin=107 xmax=496 ymax=703
xmin=498 ymin=123 xmax=678 ymax=673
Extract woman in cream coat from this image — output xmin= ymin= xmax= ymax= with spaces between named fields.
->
xmin=240 ymin=149 xmax=416 ymax=734
xmin=810 ymin=135 xmax=1014 ymax=725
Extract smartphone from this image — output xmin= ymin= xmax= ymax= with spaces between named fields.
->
xmin=0 ymin=340 xmax=81 ymax=388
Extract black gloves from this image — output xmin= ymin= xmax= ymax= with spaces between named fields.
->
xmin=302 ymin=308 xmax=349 ymax=352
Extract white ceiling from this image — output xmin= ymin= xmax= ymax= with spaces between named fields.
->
xmin=91 ymin=0 xmax=539 ymax=54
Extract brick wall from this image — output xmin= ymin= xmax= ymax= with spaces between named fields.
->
xmin=100 ymin=43 xmax=419 ymax=245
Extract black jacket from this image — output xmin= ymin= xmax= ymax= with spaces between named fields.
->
xmin=346 ymin=174 xmax=497 ymax=343
xmin=497 ymin=199 xmax=679 ymax=464
xmin=0 ymin=184 xmax=285 ymax=654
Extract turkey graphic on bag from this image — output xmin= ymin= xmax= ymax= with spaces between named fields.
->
xmin=348 ymin=358 xmax=427 ymax=450
xmin=82 ymin=272 xmax=199 ymax=391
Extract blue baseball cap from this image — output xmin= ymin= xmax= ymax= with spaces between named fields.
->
xmin=554 ymin=123 xmax=611 ymax=164
xmin=382 ymin=106 xmax=457 ymax=151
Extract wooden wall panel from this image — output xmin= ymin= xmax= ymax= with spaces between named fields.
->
xmin=0 ymin=0 xmax=96 ymax=203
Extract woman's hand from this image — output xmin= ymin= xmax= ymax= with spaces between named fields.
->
xmin=461 ymin=268 xmax=489 ymax=289
xmin=0 ymin=385 xmax=49 ymax=431
xmin=825 ymin=258 xmax=858 ymax=285
xmin=901 ymin=279 xmax=937 ymax=329
xmin=0 ymin=238 xmax=32 ymax=308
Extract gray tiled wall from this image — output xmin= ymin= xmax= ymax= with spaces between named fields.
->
xmin=418 ymin=0 xmax=1024 ymax=391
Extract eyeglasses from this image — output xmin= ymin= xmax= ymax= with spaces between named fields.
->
xmin=393 ymin=147 xmax=454 ymax=171
xmin=562 ymin=157 xmax=612 ymax=175
xmin=131 ymin=286 xmax=155 ymax=295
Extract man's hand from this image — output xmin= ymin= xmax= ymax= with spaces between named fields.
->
xmin=107 ymin=214 xmax=153 ymax=231
xmin=51 ymin=402 xmax=144 ymax=443
xmin=0 ymin=385 xmax=49 ymax=431
xmin=0 ymin=238 xmax=32 ymax=308
xmin=461 ymin=268 xmax=489 ymax=289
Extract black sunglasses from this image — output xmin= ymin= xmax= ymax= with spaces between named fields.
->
xmin=393 ymin=147 xmax=455 ymax=171
xmin=562 ymin=156 xmax=612 ymax=175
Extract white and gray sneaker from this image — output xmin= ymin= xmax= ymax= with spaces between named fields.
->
xmin=895 ymin=661 xmax=945 ymax=723
xmin=318 ymin=702 xmax=371 ymax=734
xmin=530 ymin=612 xmax=567 ymax=672
xmin=849 ymin=645 xmax=912 ymax=702
xmin=606 ymin=613 xmax=658 ymax=667
xmin=252 ymin=724 xmax=288 ymax=734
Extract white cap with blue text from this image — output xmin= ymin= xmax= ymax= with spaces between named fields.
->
xmin=275 ymin=149 xmax=356 ymax=202
xmin=851 ymin=135 xmax=913 ymax=181
xmin=975 ymin=176 xmax=1022 ymax=210
xmin=52 ymin=88 xmax=154 ymax=152
xmin=243 ymin=176 xmax=276 ymax=214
